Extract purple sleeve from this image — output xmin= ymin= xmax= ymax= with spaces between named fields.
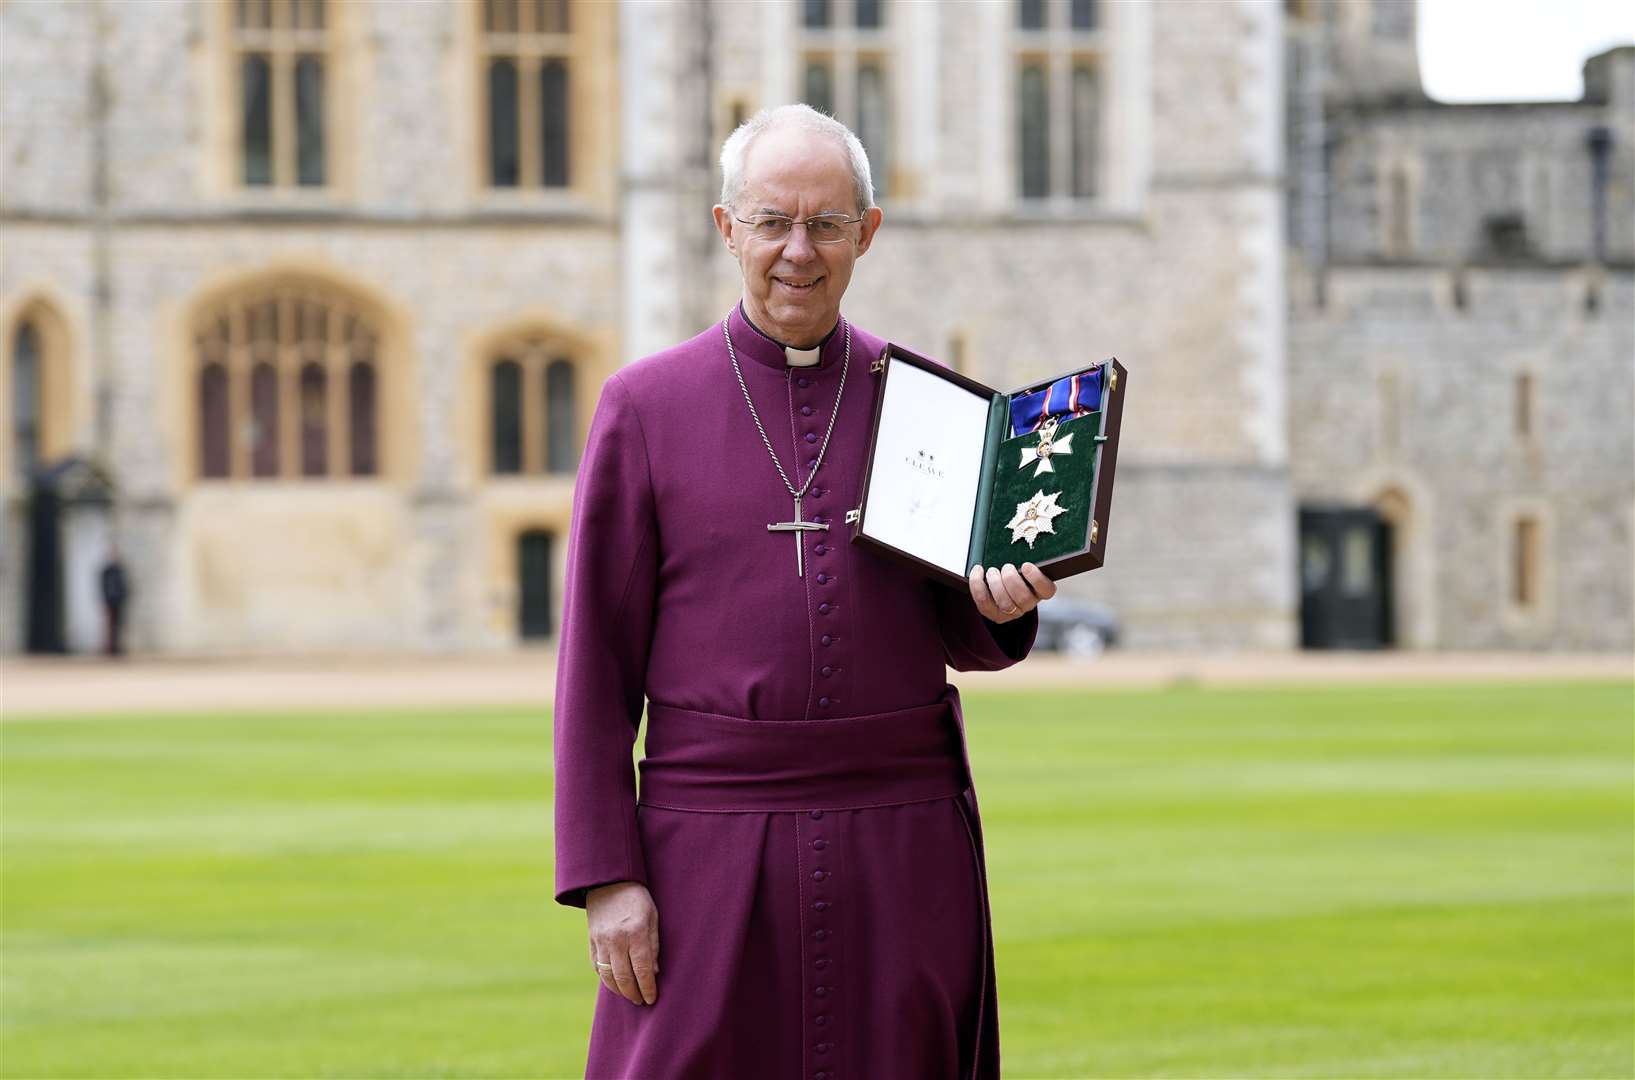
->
xmin=931 ymin=580 xmax=1039 ymax=672
xmin=553 ymin=374 xmax=660 ymax=908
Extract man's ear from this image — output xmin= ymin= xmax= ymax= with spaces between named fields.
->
xmin=712 ymin=205 xmax=738 ymax=257
xmin=854 ymin=206 xmax=884 ymax=258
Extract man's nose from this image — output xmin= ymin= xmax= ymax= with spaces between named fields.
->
xmin=781 ymin=222 xmax=818 ymax=260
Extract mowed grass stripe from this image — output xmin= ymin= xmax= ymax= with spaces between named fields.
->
xmin=2 ymin=683 xmax=1630 ymax=1078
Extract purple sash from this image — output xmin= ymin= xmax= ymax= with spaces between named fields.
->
xmin=637 ymin=688 xmax=970 ymax=812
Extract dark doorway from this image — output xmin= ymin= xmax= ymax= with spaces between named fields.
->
xmin=24 ymin=475 xmax=65 ymax=653
xmin=517 ymin=529 xmax=555 ymax=640
xmin=1299 ymin=505 xmax=1394 ymax=649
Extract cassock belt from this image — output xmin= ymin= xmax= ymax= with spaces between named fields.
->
xmin=636 ymin=684 xmax=972 ymax=813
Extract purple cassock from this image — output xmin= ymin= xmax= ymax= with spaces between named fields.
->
xmin=553 ymin=303 xmax=1038 ymax=1080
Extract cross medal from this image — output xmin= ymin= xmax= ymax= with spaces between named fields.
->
xmin=766 ymin=495 xmax=830 ymax=577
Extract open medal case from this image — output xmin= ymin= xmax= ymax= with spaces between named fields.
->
xmin=845 ymin=344 xmax=1127 ymax=589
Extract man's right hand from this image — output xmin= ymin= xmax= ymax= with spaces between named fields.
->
xmin=586 ymin=881 xmax=660 ymax=1006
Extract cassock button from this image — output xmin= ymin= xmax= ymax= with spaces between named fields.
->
xmin=804 ymin=432 xmax=817 ymax=444
xmin=812 ymin=869 xmax=827 ymax=882
xmin=801 ymin=404 xmax=813 ymax=416
xmin=818 ymin=696 xmax=830 ymax=707
xmin=821 ymin=665 xmax=833 ymax=676
xmin=815 ymin=1043 xmax=831 ymax=1054
xmin=820 ymin=634 xmax=832 ymax=645
xmin=808 ymin=457 xmax=819 ymax=468
xmin=814 ymin=544 xmax=827 ymax=555
xmin=813 ymin=928 xmax=829 ymax=941
xmin=814 ymin=984 xmax=829 ymax=996
xmin=813 ymin=899 xmax=828 ymax=910
xmin=813 ymin=838 xmax=828 ymax=850
xmin=798 ymin=376 xmax=810 ymax=388
xmin=811 ymin=486 xmax=823 ymax=497
xmin=818 ymin=602 xmax=831 ymax=613
xmin=814 ymin=957 xmax=830 ymax=968
xmin=815 ymin=572 xmax=827 ymax=584
xmin=815 ymin=1013 xmax=830 ymax=1025
xmin=809 ymin=810 xmax=824 ymax=819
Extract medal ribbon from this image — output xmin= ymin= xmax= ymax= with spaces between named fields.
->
xmin=1008 ymin=368 xmax=1103 ymax=438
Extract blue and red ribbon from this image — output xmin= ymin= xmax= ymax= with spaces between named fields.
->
xmin=1008 ymin=368 xmax=1102 ymax=438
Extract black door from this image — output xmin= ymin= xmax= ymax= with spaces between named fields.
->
xmin=517 ymin=529 xmax=555 ymax=640
xmin=24 ymin=476 xmax=65 ymax=653
xmin=1298 ymin=506 xmax=1393 ymax=649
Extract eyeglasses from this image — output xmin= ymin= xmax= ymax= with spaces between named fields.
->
xmin=733 ymin=213 xmax=865 ymax=244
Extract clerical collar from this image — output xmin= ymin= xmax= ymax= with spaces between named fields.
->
xmin=732 ymin=302 xmax=845 ymax=372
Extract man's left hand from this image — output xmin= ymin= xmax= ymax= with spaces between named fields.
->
xmin=968 ymin=562 xmax=1056 ymax=624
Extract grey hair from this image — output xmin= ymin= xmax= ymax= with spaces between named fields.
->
xmin=719 ymin=103 xmax=875 ymax=213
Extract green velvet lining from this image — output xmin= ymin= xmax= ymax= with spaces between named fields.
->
xmin=963 ymin=394 xmax=1014 ymax=575
xmin=979 ymin=411 xmax=1101 ymax=567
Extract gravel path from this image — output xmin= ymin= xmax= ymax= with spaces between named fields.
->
xmin=3 ymin=649 xmax=1629 ymax=717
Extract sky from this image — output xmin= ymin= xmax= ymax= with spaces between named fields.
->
xmin=1418 ymin=0 xmax=1634 ymax=102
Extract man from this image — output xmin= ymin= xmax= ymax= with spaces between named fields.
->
xmin=99 ymin=542 xmax=130 ymax=657
xmin=553 ymin=104 xmax=1056 ymax=1080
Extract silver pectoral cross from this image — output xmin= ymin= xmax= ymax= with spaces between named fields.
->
xmin=767 ymin=494 xmax=830 ymax=577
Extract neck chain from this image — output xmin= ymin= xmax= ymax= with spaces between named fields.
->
xmin=724 ymin=312 xmax=851 ymax=577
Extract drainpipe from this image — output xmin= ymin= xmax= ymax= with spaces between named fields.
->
xmin=90 ymin=0 xmax=114 ymax=465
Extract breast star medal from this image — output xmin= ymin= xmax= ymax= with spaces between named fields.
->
xmin=1006 ymin=488 xmax=1068 ymax=548
xmin=1018 ymin=415 xmax=1074 ymax=476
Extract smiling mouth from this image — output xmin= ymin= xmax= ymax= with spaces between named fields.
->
xmin=774 ymin=276 xmax=822 ymax=293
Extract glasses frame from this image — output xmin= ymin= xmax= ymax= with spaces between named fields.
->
xmin=732 ymin=212 xmax=868 ymax=245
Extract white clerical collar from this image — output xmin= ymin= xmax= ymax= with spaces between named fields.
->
xmin=738 ymin=304 xmax=838 ymax=367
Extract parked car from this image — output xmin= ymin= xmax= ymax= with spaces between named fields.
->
xmin=1033 ymin=597 xmax=1120 ymax=658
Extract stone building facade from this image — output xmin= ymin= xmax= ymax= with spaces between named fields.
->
xmin=0 ymin=0 xmax=1625 ymax=656
xmin=1286 ymin=1 xmax=1634 ymax=650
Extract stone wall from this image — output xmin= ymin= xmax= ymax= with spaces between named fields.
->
xmin=1289 ymin=265 xmax=1634 ymax=649
xmin=1 ymin=0 xmax=1308 ymax=654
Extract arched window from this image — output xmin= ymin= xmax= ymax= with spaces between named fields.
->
xmin=491 ymin=358 xmax=523 ymax=473
xmin=482 ymin=0 xmax=574 ymax=189
xmin=193 ymin=285 xmax=380 ymax=480
xmin=485 ymin=337 xmax=579 ymax=477
xmin=545 ymin=357 xmax=577 ymax=473
xmin=12 ymin=320 xmax=41 ymax=480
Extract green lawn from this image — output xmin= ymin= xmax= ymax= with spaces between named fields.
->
xmin=2 ymin=682 xmax=1630 ymax=1078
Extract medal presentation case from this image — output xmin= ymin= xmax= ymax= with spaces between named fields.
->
xmin=845 ymin=344 xmax=1127 ymax=590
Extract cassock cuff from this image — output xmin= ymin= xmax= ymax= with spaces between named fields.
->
xmin=981 ymin=606 xmax=1040 ymax=663
xmin=554 ymin=859 xmax=650 ymax=910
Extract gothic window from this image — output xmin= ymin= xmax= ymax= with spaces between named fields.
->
xmin=231 ymin=0 xmax=330 ymax=188
xmin=11 ymin=320 xmax=40 ymax=480
xmin=482 ymin=0 xmax=573 ymax=189
xmin=1514 ymin=372 xmax=1533 ymax=439
xmin=1384 ymin=166 xmax=1414 ymax=257
xmin=193 ymin=287 xmax=380 ymax=480
xmin=797 ymin=0 xmax=892 ymax=202
xmin=1015 ymin=0 xmax=1103 ymax=204
xmin=1512 ymin=516 xmax=1541 ymax=609
xmin=486 ymin=338 xmax=579 ymax=477
xmin=491 ymin=358 xmax=524 ymax=474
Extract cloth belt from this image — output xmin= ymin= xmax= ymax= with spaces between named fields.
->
xmin=636 ymin=685 xmax=972 ymax=813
